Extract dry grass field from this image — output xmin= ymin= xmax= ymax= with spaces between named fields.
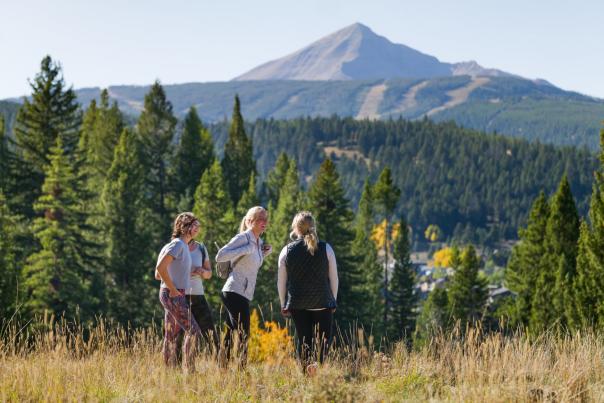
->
xmin=1 ymin=314 xmax=604 ymax=402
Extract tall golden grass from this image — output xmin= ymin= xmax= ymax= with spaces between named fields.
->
xmin=1 ymin=314 xmax=603 ymax=402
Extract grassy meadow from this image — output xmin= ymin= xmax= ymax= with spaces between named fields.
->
xmin=2 ymin=313 xmax=604 ymax=402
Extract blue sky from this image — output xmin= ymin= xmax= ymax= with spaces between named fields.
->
xmin=2 ymin=0 xmax=603 ymax=99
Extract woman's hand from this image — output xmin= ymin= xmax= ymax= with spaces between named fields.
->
xmin=169 ymin=288 xmax=183 ymax=298
xmin=281 ymin=307 xmax=291 ymax=318
xmin=201 ymin=269 xmax=212 ymax=280
xmin=262 ymin=244 xmax=272 ymax=257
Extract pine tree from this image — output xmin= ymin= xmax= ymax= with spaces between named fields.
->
xmin=0 ymin=191 xmax=23 ymax=318
xmin=0 ymin=117 xmax=19 ymax=201
xmin=172 ymin=106 xmax=215 ymax=210
xmin=193 ymin=160 xmax=234 ymax=246
xmin=307 ymin=159 xmax=360 ymax=328
xmin=78 ymin=90 xmax=124 ymax=192
xmin=388 ymin=217 xmax=417 ymax=342
xmin=258 ymin=159 xmax=304 ymax=311
xmin=505 ymin=192 xmax=549 ymax=327
xmin=531 ymin=175 xmax=579 ymax=330
xmin=572 ymin=221 xmax=602 ymax=328
xmin=192 ymin=159 xmax=235 ymax=308
xmin=351 ymin=179 xmax=384 ymax=335
xmin=0 ymin=116 xmax=8 ymax=191
xmin=263 ymin=152 xmax=290 ymax=206
xmin=222 ymin=95 xmax=256 ymax=206
xmin=137 ymin=81 xmax=177 ymax=245
xmin=101 ymin=128 xmax=153 ymax=325
xmin=574 ymin=126 xmax=604 ymax=329
xmin=22 ymin=138 xmax=98 ymax=320
xmin=372 ymin=167 xmax=401 ymax=327
xmin=236 ymin=173 xmax=260 ymax=219
xmin=414 ymin=287 xmax=449 ymax=347
xmin=13 ymin=56 xmax=82 ymax=218
xmin=448 ymin=246 xmax=488 ymax=328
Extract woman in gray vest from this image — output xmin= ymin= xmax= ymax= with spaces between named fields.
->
xmin=216 ymin=206 xmax=272 ymax=367
xmin=277 ymin=211 xmax=338 ymax=375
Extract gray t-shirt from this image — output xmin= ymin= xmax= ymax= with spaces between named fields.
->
xmin=156 ymin=238 xmax=191 ymax=291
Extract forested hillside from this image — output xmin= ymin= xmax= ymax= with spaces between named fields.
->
xmin=209 ymin=116 xmax=597 ymax=244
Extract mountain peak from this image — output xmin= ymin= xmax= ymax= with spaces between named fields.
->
xmin=233 ymin=23 xmax=519 ymax=82
xmin=234 ymin=23 xmax=451 ymax=81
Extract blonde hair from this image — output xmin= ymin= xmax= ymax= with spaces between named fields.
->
xmin=239 ymin=206 xmax=268 ymax=233
xmin=290 ymin=211 xmax=319 ymax=255
xmin=172 ymin=212 xmax=199 ymax=239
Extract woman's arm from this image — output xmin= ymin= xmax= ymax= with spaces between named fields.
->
xmin=277 ymin=246 xmax=288 ymax=309
xmin=156 ymin=254 xmax=182 ymax=297
xmin=326 ymin=244 xmax=338 ymax=301
xmin=201 ymin=253 xmax=212 ymax=279
xmin=215 ymin=233 xmax=255 ymax=262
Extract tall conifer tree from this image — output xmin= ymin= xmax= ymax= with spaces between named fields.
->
xmin=574 ymin=126 xmax=604 ymax=329
xmin=263 ymin=152 xmax=290 ymax=206
xmin=505 ymin=192 xmax=549 ymax=327
xmin=78 ymin=90 xmax=124 ymax=191
xmin=102 ymin=128 xmax=153 ymax=325
xmin=13 ymin=56 xmax=82 ymax=217
xmin=351 ymin=179 xmax=384 ymax=334
xmin=572 ymin=221 xmax=602 ymax=328
xmin=448 ymin=246 xmax=488 ymax=327
xmin=259 ymin=159 xmax=304 ymax=310
xmin=172 ymin=106 xmax=215 ymax=210
xmin=137 ymin=81 xmax=177 ymax=244
xmin=236 ymin=174 xmax=260 ymax=219
xmin=22 ymin=138 xmax=98 ymax=320
xmin=388 ymin=217 xmax=417 ymax=342
xmin=531 ymin=176 xmax=579 ymax=330
xmin=372 ymin=167 xmax=401 ymax=326
xmin=222 ymin=95 xmax=256 ymax=206
xmin=0 ymin=191 xmax=23 ymax=318
xmin=307 ymin=159 xmax=360 ymax=328
xmin=192 ymin=159 xmax=235 ymax=308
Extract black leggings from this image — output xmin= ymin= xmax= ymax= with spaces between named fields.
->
xmin=221 ymin=291 xmax=250 ymax=363
xmin=188 ymin=294 xmax=219 ymax=352
xmin=290 ymin=309 xmax=333 ymax=366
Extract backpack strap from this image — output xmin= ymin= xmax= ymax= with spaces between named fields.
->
xmin=198 ymin=242 xmax=207 ymax=264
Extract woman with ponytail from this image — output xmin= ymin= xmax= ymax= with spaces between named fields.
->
xmin=215 ymin=206 xmax=272 ymax=367
xmin=277 ymin=211 xmax=338 ymax=375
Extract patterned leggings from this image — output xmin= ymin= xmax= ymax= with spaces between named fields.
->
xmin=159 ymin=288 xmax=202 ymax=367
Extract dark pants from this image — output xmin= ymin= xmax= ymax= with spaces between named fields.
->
xmin=188 ymin=294 xmax=219 ymax=352
xmin=290 ymin=309 xmax=333 ymax=366
xmin=221 ymin=291 xmax=250 ymax=365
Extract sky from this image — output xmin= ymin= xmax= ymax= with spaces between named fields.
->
xmin=1 ymin=0 xmax=603 ymax=99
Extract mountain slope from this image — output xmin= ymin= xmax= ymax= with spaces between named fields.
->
xmin=65 ymin=77 xmax=604 ymax=149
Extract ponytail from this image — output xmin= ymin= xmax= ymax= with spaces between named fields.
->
xmin=290 ymin=211 xmax=319 ymax=255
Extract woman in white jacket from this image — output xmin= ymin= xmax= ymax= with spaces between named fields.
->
xmin=216 ymin=206 xmax=271 ymax=367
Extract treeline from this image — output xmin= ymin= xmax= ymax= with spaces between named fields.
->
xmin=208 ymin=115 xmax=597 ymax=246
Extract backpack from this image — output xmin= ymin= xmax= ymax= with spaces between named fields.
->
xmin=214 ymin=240 xmax=246 ymax=279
